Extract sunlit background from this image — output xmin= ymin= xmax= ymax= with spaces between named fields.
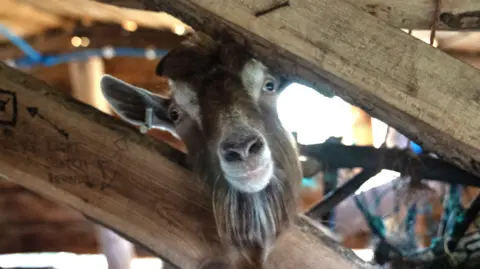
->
xmin=278 ymin=83 xmax=400 ymax=194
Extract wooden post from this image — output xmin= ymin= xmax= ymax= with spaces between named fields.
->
xmin=147 ymin=0 xmax=480 ymax=179
xmin=350 ymin=107 xmax=374 ymax=146
xmin=0 ymin=63 xmax=370 ymax=268
xmin=69 ymin=57 xmax=111 ymax=115
xmin=95 ymin=225 xmax=135 ymax=269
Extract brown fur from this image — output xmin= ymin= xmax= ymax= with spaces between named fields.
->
xmin=156 ymin=32 xmax=302 ymax=269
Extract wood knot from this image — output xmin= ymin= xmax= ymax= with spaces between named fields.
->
xmin=439 ymin=11 xmax=480 ymax=29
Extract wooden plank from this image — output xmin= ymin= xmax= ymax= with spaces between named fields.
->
xmin=0 ymin=63 xmax=369 ymax=268
xmin=0 ymin=220 xmax=160 ymax=256
xmin=344 ymin=0 xmax=480 ymax=30
xmin=140 ymin=0 xmax=480 ymax=30
xmin=350 ymin=107 xmax=374 ymax=146
xmin=147 ymin=0 xmax=480 ymax=179
xmin=0 ymin=222 xmax=98 ymax=254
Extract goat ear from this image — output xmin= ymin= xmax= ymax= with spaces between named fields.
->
xmin=155 ymin=32 xmax=218 ymax=79
xmin=100 ymin=75 xmax=179 ymax=137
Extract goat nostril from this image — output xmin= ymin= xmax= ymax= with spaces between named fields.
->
xmin=220 ymin=135 xmax=265 ymax=162
xmin=224 ymin=150 xmax=243 ymax=162
xmin=248 ymin=137 xmax=264 ymax=155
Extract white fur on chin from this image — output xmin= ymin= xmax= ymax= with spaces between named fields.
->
xmin=225 ymin=161 xmax=274 ymax=193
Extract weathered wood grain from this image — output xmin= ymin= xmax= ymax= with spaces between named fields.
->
xmin=131 ymin=0 xmax=480 ymax=30
xmin=0 ymin=220 xmax=165 ymax=256
xmin=347 ymin=0 xmax=480 ymax=30
xmin=0 ymin=63 xmax=370 ymax=268
xmin=0 ymin=221 xmax=98 ymax=254
xmin=146 ymin=0 xmax=480 ymax=179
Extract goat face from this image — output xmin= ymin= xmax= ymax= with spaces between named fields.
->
xmin=100 ymin=32 xmax=302 ymax=266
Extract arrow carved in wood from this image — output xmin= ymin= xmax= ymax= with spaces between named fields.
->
xmin=26 ymin=107 xmax=69 ymax=140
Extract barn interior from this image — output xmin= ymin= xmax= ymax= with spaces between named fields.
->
xmin=0 ymin=1 xmax=480 ymax=269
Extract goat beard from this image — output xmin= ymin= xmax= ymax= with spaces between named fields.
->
xmin=212 ymin=172 xmax=296 ymax=267
xmin=187 ymin=129 xmax=301 ymax=267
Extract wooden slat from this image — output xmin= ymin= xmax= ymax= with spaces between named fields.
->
xmin=147 ymin=0 xmax=480 ymax=179
xmin=350 ymin=107 xmax=374 ymax=146
xmin=0 ymin=63 xmax=369 ymax=268
xmin=144 ymin=0 xmax=480 ymax=30
xmin=345 ymin=0 xmax=480 ymax=30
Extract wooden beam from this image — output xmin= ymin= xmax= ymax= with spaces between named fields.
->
xmin=128 ymin=0 xmax=480 ymax=30
xmin=0 ymin=63 xmax=370 ymax=268
xmin=0 ymin=189 xmax=85 ymax=223
xmin=0 ymin=222 xmax=99 ymax=254
xmin=147 ymin=0 xmax=480 ymax=179
xmin=350 ymin=107 xmax=374 ymax=146
xmin=0 ymin=180 xmax=157 ymax=256
xmin=0 ymin=220 xmax=160 ymax=257
xmin=344 ymin=0 xmax=480 ymax=30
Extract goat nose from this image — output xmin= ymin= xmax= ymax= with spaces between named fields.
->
xmin=220 ymin=135 xmax=265 ymax=162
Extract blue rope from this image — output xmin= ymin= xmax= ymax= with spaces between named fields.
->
xmin=406 ymin=203 xmax=418 ymax=245
xmin=0 ymin=24 xmax=42 ymax=62
xmin=0 ymin=23 xmax=169 ymax=68
xmin=446 ymin=185 xmax=463 ymax=235
xmin=11 ymin=48 xmax=168 ymax=68
xmin=354 ymin=192 xmax=386 ymax=239
xmin=410 ymin=141 xmax=423 ymax=154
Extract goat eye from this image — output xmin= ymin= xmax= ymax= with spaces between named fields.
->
xmin=262 ymin=79 xmax=276 ymax=93
xmin=169 ymin=107 xmax=180 ymax=122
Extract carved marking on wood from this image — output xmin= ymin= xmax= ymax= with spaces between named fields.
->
xmin=255 ymin=1 xmax=290 ymax=17
xmin=26 ymin=106 xmax=69 ymax=140
xmin=0 ymin=121 xmax=122 ymax=191
xmin=114 ymin=134 xmax=129 ymax=152
xmin=440 ymin=11 xmax=480 ymax=29
xmin=0 ymin=88 xmax=17 ymax=127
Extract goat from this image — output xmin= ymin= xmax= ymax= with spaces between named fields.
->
xmin=100 ymin=32 xmax=302 ymax=269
